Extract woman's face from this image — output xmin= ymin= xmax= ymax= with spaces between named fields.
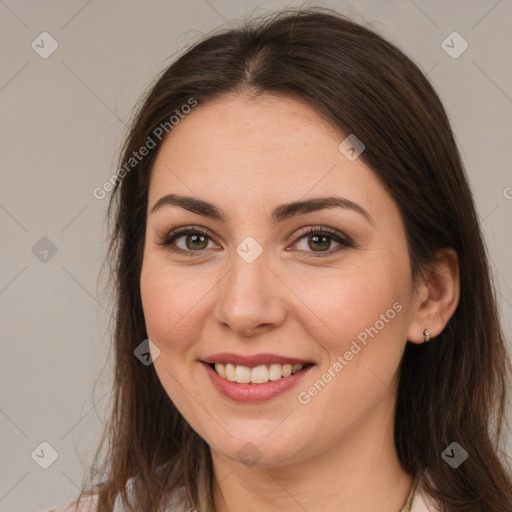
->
xmin=140 ymin=93 xmax=420 ymax=468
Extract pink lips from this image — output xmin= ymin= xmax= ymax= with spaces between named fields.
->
xmin=200 ymin=352 xmax=315 ymax=403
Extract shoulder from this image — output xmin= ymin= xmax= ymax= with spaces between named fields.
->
xmin=49 ymin=473 xmax=439 ymax=512
xmin=43 ymin=493 xmax=99 ymax=512
xmin=45 ymin=481 xmax=188 ymax=512
xmin=112 ymin=474 xmax=191 ymax=512
xmin=48 ymin=463 xmax=189 ymax=512
xmin=411 ymin=474 xmax=442 ymax=512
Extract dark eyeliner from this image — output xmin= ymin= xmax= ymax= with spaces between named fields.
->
xmin=156 ymin=225 xmax=352 ymax=257
xmin=290 ymin=226 xmax=353 ymax=257
xmin=156 ymin=226 xmax=214 ymax=256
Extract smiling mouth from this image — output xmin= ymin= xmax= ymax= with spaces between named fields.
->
xmin=208 ymin=362 xmax=313 ymax=384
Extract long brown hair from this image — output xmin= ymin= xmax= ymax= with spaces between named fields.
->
xmin=74 ymin=7 xmax=512 ymax=511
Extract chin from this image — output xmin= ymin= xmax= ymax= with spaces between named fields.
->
xmin=208 ymin=428 xmax=309 ymax=468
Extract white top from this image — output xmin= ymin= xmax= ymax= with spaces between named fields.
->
xmin=48 ymin=472 xmax=441 ymax=512
xmin=411 ymin=480 xmax=441 ymax=512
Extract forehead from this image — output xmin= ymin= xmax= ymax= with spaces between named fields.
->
xmin=153 ymin=93 xmax=342 ymax=166
xmin=148 ymin=93 xmax=395 ymax=223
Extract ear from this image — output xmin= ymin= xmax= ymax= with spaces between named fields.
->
xmin=406 ymin=247 xmax=460 ymax=344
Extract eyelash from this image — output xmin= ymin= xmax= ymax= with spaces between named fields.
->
xmin=156 ymin=225 xmax=353 ymax=258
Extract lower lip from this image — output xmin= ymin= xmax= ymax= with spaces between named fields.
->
xmin=201 ymin=362 xmax=314 ymax=403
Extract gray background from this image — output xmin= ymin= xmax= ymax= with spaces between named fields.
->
xmin=1 ymin=1 xmax=511 ymax=510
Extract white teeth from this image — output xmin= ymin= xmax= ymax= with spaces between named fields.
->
xmin=268 ymin=363 xmax=282 ymax=381
xmin=291 ymin=363 xmax=302 ymax=373
xmin=225 ymin=363 xmax=236 ymax=382
xmin=213 ymin=362 xmax=305 ymax=384
xmin=235 ymin=365 xmax=251 ymax=383
xmin=251 ymin=365 xmax=269 ymax=384
xmin=216 ymin=363 xmax=226 ymax=378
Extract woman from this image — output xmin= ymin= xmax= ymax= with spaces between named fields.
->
xmin=60 ymin=6 xmax=512 ymax=512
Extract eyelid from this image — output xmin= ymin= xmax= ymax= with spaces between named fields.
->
xmin=156 ymin=224 xmax=353 ymax=256
xmin=291 ymin=225 xmax=352 ymax=245
xmin=156 ymin=225 xmax=217 ymax=250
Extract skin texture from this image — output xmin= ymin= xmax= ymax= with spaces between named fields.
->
xmin=140 ymin=93 xmax=460 ymax=512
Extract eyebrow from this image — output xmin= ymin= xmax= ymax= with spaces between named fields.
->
xmin=150 ymin=193 xmax=374 ymax=226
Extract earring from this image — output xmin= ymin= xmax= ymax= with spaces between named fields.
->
xmin=423 ymin=329 xmax=431 ymax=343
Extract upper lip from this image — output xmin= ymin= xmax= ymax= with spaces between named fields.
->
xmin=202 ymin=352 xmax=314 ymax=367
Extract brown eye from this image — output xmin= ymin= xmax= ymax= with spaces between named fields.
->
xmin=182 ymin=233 xmax=209 ymax=250
xmin=305 ymin=234 xmax=332 ymax=251
xmin=157 ymin=225 xmax=352 ymax=258
xmin=157 ymin=228 xmax=216 ymax=255
xmin=292 ymin=227 xmax=352 ymax=256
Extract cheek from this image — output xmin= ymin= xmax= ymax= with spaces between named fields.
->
xmin=290 ymin=262 xmax=410 ymax=416
xmin=139 ymin=255 xmax=217 ymax=354
xmin=139 ymin=256 xmax=214 ymax=423
xmin=292 ymin=260 xmax=407 ymax=351
xmin=292 ymin=259 xmax=410 ymax=416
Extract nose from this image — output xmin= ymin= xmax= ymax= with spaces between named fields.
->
xmin=214 ymin=247 xmax=287 ymax=338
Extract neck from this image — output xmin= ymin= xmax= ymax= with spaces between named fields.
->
xmin=210 ymin=399 xmax=413 ymax=512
